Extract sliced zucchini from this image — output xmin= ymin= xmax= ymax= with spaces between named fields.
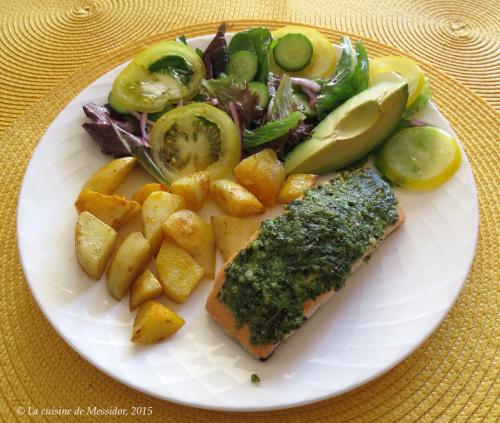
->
xmin=226 ymin=50 xmax=259 ymax=83
xmin=273 ymin=33 xmax=313 ymax=71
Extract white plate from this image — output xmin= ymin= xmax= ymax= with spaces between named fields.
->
xmin=17 ymin=35 xmax=478 ymax=411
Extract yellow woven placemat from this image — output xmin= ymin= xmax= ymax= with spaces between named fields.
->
xmin=1 ymin=2 xmax=499 ymax=422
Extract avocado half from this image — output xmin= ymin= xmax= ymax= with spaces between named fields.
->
xmin=284 ymin=82 xmax=409 ymax=174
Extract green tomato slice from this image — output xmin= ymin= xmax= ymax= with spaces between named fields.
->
xmin=149 ymin=103 xmax=241 ymax=182
xmin=377 ymin=126 xmax=461 ymax=190
xmin=111 ymin=41 xmax=205 ymax=113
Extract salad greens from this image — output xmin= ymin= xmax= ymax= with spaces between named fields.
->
xmin=110 ymin=122 xmax=170 ymax=184
xmin=316 ymin=36 xmax=369 ymax=117
xmin=83 ymin=24 xmax=431 ymax=182
xmin=201 ymin=77 xmax=262 ymax=126
xmin=202 ymin=23 xmax=229 ymax=79
xmin=82 ymin=103 xmax=140 ymax=157
xmin=148 ymin=55 xmax=193 ymax=85
xmin=242 ymin=111 xmax=305 ymax=149
xmin=270 ymin=74 xmax=298 ymax=120
xmin=228 ymin=28 xmax=272 ymax=83
xmin=403 ymin=77 xmax=431 ymax=118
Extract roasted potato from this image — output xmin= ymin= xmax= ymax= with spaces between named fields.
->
xmin=156 ymin=239 xmax=204 ymax=303
xmin=82 ymin=157 xmax=137 ymax=195
xmin=233 ymin=149 xmax=285 ymax=206
xmin=210 ymin=179 xmax=264 ymax=217
xmin=129 ymin=269 xmax=162 ymax=311
xmin=211 ymin=215 xmax=260 ymax=260
xmin=170 ymin=171 xmax=209 ymax=211
xmin=75 ymin=190 xmax=140 ymax=229
xmin=131 ymin=300 xmax=185 ymax=344
xmin=141 ymin=192 xmax=185 ymax=255
xmin=277 ymin=174 xmax=318 ymax=204
xmin=162 ymin=210 xmax=215 ymax=277
xmin=106 ymin=232 xmax=151 ymax=300
xmin=75 ymin=211 xmax=117 ymax=280
xmin=131 ymin=183 xmax=170 ymax=204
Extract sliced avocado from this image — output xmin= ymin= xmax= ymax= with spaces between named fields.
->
xmin=284 ymin=82 xmax=409 ymax=174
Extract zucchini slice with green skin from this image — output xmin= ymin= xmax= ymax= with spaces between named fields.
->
xmin=273 ymin=33 xmax=313 ymax=71
xmin=248 ymin=81 xmax=270 ymax=108
xmin=226 ymin=50 xmax=259 ymax=83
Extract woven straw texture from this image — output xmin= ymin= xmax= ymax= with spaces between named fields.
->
xmin=1 ymin=1 xmax=499 ymax=421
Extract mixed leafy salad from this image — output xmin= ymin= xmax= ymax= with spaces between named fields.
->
xmin=82 ymin=23 xmax=462 ymax=191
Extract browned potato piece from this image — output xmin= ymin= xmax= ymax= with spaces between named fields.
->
xmin=75 ymin=211 xmax=117 ymax=280
xmin=106 ymin=232 xmax=151 ymax=300
xmin=129 ymin=269 xmax=162 ymax=311
xmin=170 ymin=171 xmax=209 ymax=211
xmin=211 ymin=215 xmax=260 ymax=261
xmin=141 ymin=192 xmax=185 ymax=255
xmin=233 ymin=149 xmax=285 ymax=206
xmin=162 ymin=210 xmax=215 ymax=277
xmin=82 ymin=157 xmax=137 ymax=194
xmin=156 ymin=240 xmax=204 ymax=303
xmin=131 ymin=300 xmax=185 ymax=344
xmin=75 ymin=190 xmax=140 ymax=229
xmin=210 ymin=179 xmax=264 ymax=217
xmin=131 ymin=183 xmax=170 ymax=204
xmin=277 ymin=174 xmax=318 ymax=204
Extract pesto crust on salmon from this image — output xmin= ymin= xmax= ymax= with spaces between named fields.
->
xmin=206 ymin=169 xmax=405 ymax=360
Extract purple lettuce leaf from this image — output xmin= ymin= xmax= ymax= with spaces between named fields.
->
xmin=82 ymin=103 xmax=141 ymax=157
xmin=202 ymin=23 xmax=229 ymax=79
xmin=244 ymin=121 xmax=314 ymax=160
xmin=201 ymin=78 xmax=263 ymax=127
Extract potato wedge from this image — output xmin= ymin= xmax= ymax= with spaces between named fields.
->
xmin=170 ymin=171 xmax=209 ymax=211
xmin=75 ymin=211 xmax=117 ymax=280
xmin=131 ymin=300 xmax=185 ymax=344
xmin=210 ymin=179 xmax=264 ymax=217
xmin=75 ymin=190 xmax=140 ymax=229
xmin=82 ymin=157 xmax=137 ymax=195
xmin=162 ymin=210 xmax=215 ymax=277
xmin=141 ymin=192 xmax=185 ymax=255
xmin=131 ymin=183 xmax=170 ymax=204
xmin=277 ymin=174 xmax=318 ymax=204
xmin=233 ymin=149 xmax=285 ymax=206
xmin=129 ymin=269 xmax=162 ymax=311
xmin=106 ymin=232 xmax=151 ymax=300
xmin=211 ymin=215 xmax=260 ymax=260
xmin=156 ymin=239 xmax=204 ymax=303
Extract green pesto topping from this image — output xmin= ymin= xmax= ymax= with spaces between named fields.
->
xmin=218 ymin=169 xmax=399 ymax=345
xmin=250 ymin=373 xmax=261 ymax=383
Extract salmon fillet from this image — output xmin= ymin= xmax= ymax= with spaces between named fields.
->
xmin=206 ymin=170 xmax=405 ymax=360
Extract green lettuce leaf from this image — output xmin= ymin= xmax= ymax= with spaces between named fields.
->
xmin=242 ymin=111 xmax=304 ymax=149
xmin=270 ymin=74 xmax=297 ymax=120
xmin=316 ymin=37 xmax=369 ymax=117
xmin=228 ymin=27 xmax=272 ymax=83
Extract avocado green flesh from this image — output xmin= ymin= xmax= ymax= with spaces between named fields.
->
xmin=284 ymin=82 xmax=408 ymax=174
